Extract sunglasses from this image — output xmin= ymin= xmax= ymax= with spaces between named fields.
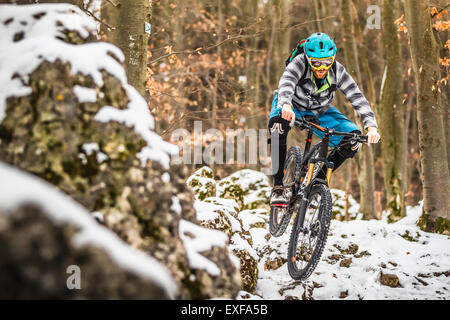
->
xmin=308 ymin=56 xmax=335 ymax=70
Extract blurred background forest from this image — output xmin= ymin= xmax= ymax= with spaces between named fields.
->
xmin=2 ymin=0 xmax=449 ymax=226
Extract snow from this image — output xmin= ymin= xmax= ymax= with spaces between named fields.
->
xmin=0 ymin=4 xmax=106 ymax=121
xmin=238 ymin=76 xmax=247 ymax=85
xmin=194 ymin=198 xmax=242 ymax=233
xmin=254 ymin=204 xmax=450 ymax=300
xmin=170 ymin=196 xmax=182 ymax=215
xmin=0 ymin=162 xmax=178 ymax=298
xmin=230 ymin=233 xmax=259 ymax=261
xmin=330 ymin=188 xmax=362 ymax=220
xmin=179 ymin=219 xmax=229 ymax=276
xmin=238 ymin=209 xmax=266 ymax=231
xmin=217 ymin=169 xmax=270 ymax=196
xmin=161 ymin=172 xmax=171 ymax=183
xmin=74 ymin=85 xmax=97 ymax=103
xmin=95 ymin=86 xmax=178 ymax=168
xmin=0 ymin=4 xmax=177 ymax=169
xmin=236 ymin=290 xmax=263 ymax=300
xmin=193 ymin=200 xmax=220 ymax=221
xmin=187 ymin=167 xmax=449 ymax=300
xmin=81 ymin=142 xmax=108 ymax=163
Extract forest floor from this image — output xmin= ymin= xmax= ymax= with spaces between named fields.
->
xmin=239 ymin=203 xmax=450 ymax=300
xmin=190 ymin=168 xmax=450 ymax=300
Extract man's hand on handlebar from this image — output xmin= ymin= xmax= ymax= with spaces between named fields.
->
xmin=281 ymin=104 xmax=296 ymax=127
xmin=366 ymin=127 xmax=380 ymax=144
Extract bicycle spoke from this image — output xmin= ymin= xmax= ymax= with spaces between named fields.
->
xmin=292 ymin=190 xmax=324 ymax=273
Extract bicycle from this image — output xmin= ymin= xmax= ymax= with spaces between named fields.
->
xmin=269 ymin=115 xmax=369 ymax=281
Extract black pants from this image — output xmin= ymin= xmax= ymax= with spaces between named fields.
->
xmin=268 ymin=116 xmax=361 ymax=186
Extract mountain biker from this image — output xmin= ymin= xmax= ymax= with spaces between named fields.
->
xmin=269 ymin=32 xmax=380 ymax=206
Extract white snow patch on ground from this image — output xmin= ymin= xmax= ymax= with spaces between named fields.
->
xmin=0 ymin=162 xmax=178 ymax=298
xmin=187 ymin=167 xmax=449 ymax=300
xmin=255 ymin=203 xmax=450 ymax=300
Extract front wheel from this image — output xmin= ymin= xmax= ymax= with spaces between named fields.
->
xmin=287 ymin=183 xmax=332 ymax=281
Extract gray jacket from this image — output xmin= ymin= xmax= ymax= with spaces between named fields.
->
xmin=277 ymin=53 xmax=378 ymax=129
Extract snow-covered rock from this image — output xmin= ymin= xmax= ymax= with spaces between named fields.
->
xmin=188 ymin=166 xmax=450 ymax=300
xmin=0 ymin=4 xmax=240 ymax=299
xmin=217 ymin=169 xmax=271 ymax=210
xmin=194 ymin=197 xmax=259 ymax=292
xmin=0 ymin=162 xmax=176 ymax=299
xmin=187 ymin=168 xmax=276 ymax=293
xmin=186 ymin=166 xmax=216 ymax=200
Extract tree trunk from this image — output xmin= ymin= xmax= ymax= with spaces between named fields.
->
xmin=379 ymin=0 xmax=406 ymax=221
xmin=434 ymin=0 xmax=450 ymax=166
xmin=340 ymin=0 xmax=376 ymax=219
xmin=404 ymin=0 xmax=450 ymax=233
xmin=311 ymin=0 xmax=324 ymax=32
xmin=351 ymin=1 xmax=380 ymax=220
xmin=101 ymin=0 xmax=150 ymax=96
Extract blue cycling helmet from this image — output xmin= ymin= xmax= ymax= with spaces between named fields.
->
xmin=304 ymin=33 xmax=337 ymax=59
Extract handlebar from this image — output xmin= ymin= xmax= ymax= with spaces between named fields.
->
xmin=293 ymin=117 xmax=369 ymax=144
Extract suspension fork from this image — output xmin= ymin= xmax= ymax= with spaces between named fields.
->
xmin=299 ymin=129 xmax=314 ymax=185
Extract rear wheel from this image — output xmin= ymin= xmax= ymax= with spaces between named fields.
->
xmin=269 ymin=146 xmax=302 ymax=237
xmin=287 ymin=183 xmax=332 ymax=281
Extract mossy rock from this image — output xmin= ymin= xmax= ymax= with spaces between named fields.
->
xmin=264 ymin=257 xmax=287 ymax=271
xmin=339 ymin=258 xmax=352 ymax=268
xmin=232 ymin=248 xmax=258 ymax=293
xmin=380 ymin=272 xmax=400 ymax=288
xmin=186 ymin=167 xmax=216 ymax=200
xmin=0 ymin=204 xmax=169 ymax=299
xmin=193 ymin=166 xmax=214 ymax=179
xmin=196 ymin=198 xmax=259 ymax=294
xmin=333 ymin=243 xmax=359 ymax=255
xmin=217 ymin=169 xmax=271 ymax=210
xmin=400 ymin=230 xmax=420 ymax=242
xmin=198 ymin=209 xmax=234 ymax=239
xmin=0 ymin=6 xmax=241 ymax=300
xmin=243 ymin=187 xmax=271 ymax=210
xmin=218 ymin=183 xmax=245 ymax=209
xmin=186 ymin=176 xmax=216 ymax=201
xmin=417 ymin=212 xmax=450 ymax=235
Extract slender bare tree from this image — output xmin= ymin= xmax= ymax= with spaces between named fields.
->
xmin=101 ymin=0 xmax=150 ymax=96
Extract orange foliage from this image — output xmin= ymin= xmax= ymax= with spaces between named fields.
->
xmin=431 ymin=6 xmax=449 ymax=31
xmin=394 ymin=14 xmax=408 ymax=34
xmin=440 ymin=57 xmax=450 ymax=68
xmin=433 ymin=20 xmax=450 ymax=31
